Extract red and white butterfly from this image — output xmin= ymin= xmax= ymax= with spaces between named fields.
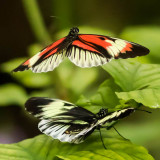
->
xmin=13 ymin=27 xmax=149 ymax=73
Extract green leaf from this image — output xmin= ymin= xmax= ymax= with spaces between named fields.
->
xmin=94 ymin=79 xmax=121 ymax=108
xmin=103 ymin=59 xmax=160 ymax=108
xmin=0 ymin=132 xmax=154 ymax=160
xmin=76 ymin=79 xmax=121 ymax=112
xmin=116 ymin=89 xmax=160 ymax=108
xmin=0 ymin=84 xmax=27 ymax=106
xmin=76 ymin=94 xmax=101 ymax=114
xmin=57 ymin=150 xmax=125 ymax=160
xmin=1 ymin=58 xmax=51 ymax=88
xmin=76 ymin=95 xmax=91 ymax=106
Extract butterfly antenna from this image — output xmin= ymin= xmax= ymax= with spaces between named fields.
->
xmin=113 ymin=126 xmax=128 ymax=140
xmin=49 ymin=15 xmax=60 ymax=19
xmin=99 ymin=128 xmax=107 ymax=150
xmin=135 ymin=109 xmax=152 ymax=114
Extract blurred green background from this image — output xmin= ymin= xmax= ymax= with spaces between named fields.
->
xmin=0 ymin=0 xmax=160 ymax=159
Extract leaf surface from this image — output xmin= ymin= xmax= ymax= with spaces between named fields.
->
xmin=0 ymin=133 xmax=154 ymax=160
xmin=103 ymin=59 xmax=160 ymax=108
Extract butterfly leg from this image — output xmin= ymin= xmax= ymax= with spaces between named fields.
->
xmin=112 ymin=126 xmax=129 ymax=141
xmin=98 ymin=127 xmax=107 ymax=150
xmin=102 ymin=123 xmax=129 ymax=141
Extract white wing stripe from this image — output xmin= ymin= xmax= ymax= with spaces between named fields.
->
xmin=31 ymin=51 xmax=66 ymax=73
xmin=38 ymin=119 xmax=96 ymax=144
xmin=68 ymin=47 xmax=108 ymax=68
xmin=50 ymin=126 xmax=69 ymax=139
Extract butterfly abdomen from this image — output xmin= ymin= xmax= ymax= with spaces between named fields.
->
xmin=97 ymin=108 xmax=135 ymax=126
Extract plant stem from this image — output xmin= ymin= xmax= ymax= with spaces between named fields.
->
xmin=22 ymin=0 xmax=52 ymax=43
xmin=51 ymin=0 xmax=73 ymax=30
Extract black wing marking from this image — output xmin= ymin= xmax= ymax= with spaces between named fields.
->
xmin=66 ymin=34 xmax=149 ymax=68
xmin=67 ymin=45 xmax=108 ymax=68
xmin=25 ymin=97 xmax=97 ymax=143
xmin=25 ymin=97 xmax=135 ymax=143
xmin=38 ymin=119 xmax=96 ymax=143
xmin=12 ymin=37 xmax=69 ymax=73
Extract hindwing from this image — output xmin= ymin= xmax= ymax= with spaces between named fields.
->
xmin=66 ymin=34 xmax=149 ymax=68
xmin=25 ymin=97 xmax=97 ymax=143
xmin=13 ymin=28 xmax=149 ymax=73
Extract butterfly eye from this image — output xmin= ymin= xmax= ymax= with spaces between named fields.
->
xmin=104 ymin=109 xmax=108 ymax=113
xmin=72 ymin=27 xmax=79 ymax=33
xmin=75 ymin=27 xmax=79 ymax=33
xmin=69 ymin=27 xmax=79 ymax=35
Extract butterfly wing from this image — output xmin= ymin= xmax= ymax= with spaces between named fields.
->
xmin=67 ymin=34 xmax=149 ymax=68
xmin=13 ymin=29 xmax=149 ymax=73
xmin=38 ymin=119 xmax=95 ymax=144
xmin=13 ymin=37 xmax=67 ymax=73
xmin=25 ymin=97 xmax=97 ymax=143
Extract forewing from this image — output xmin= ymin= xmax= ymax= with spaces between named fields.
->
xmin=25 ymin=97 xmax=97 ymax=143
xmin=67 ymin=34 xmax=149 ymax=68
xmin=13 ymin=37 xmax=67 ymax=73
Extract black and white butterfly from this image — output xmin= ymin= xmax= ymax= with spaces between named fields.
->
xmin=25 ymin=97 xmax=135 ymax=144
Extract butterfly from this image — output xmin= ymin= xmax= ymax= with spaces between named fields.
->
xmin=25 ymin=97 xmax=135 ymax=144
xmin=13 ymin=27 xmax=149 ymax=73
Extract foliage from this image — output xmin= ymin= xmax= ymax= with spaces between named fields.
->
xmin=1 ymin=0 xmax=160 ymax=159
xmin=103 ymin=59 xmax=160 ymax=108
xmin=0 ymin=134 xmax=154 ymax=160
xmin=77 ymin=59 xmax=160 ymax=117
xmin=0 ymin=83 xmax=27 ymax=106
xmin=1 ymin=58 xmax=160 ymax=159
xmin=1 ymin=24 xmax=160 ymax=160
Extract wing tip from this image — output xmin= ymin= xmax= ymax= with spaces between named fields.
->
xmin=132 ymin=43 xmax=150 ymax=57
xmin=12 ymin=64 xmax=29 ymax=72
xmin=25 ymin=97 xmax=53 ymax=113
xmin=137 ymin=45 xmax=150 ymax=56
xmin=25 ymin=97 xmax=38 ymax=113
xmin=116 ymin=45 xmax=150 ymax=59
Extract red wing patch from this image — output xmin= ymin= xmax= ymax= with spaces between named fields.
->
xmin=66 ymin=34 xmax=149 ymax=68
xmin=77 ymin=34 xmax=149 ymax=58
xmin=13 ymin=37 xmax=66 ymax=73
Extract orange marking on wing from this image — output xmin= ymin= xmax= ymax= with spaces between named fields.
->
xmin=44 ymin=48 xmax=58 ymax=58
xmin=121 ymin=43 xmax=132 ymax=53
xmin=79 ymin=35 xmax=112 ymax=49
xmin=23 ymin=60 xmax=30 ymax=65
xmin=39 ymin=37 xmax=65 ymax=57
xmin=72 ymin=40 xmax=99 ymax=53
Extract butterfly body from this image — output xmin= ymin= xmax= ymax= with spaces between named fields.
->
xmin=25 ymin=97 xmax=135 ymax=144
xmin=13 ymin=27 xmax=149 ymax=73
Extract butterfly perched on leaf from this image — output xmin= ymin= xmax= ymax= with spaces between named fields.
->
xmin=13 ymin=27 xmax=149 ymax=73
xmin=25 ymin=97 xmax=135 ymax=144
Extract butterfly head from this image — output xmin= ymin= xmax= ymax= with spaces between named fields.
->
xmin=96 ymin=108 xmax=108 ymax=119
xmin=69 ymin=27 xmax=79 ymax=36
